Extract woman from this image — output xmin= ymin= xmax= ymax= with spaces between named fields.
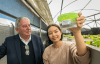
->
xmin=43 ymin=13 xmax=91 ymax=64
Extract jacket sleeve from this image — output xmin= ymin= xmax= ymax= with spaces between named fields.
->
xmin=0 ymin=38 xmax=7 ymax=59
xmin=69 ymin=43 xmax=91 ymax=64
xmin=39 ymin=37 xmax=45 ymax=64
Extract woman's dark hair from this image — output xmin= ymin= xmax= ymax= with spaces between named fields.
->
xmin=46 ymin=24 xmax=63 ymax=44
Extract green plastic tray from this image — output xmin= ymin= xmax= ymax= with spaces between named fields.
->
xmin=57 ymin=13 xmax=79 ymax=22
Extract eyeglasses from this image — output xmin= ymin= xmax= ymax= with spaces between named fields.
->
xmin=25 ymin=45 xmax=30 ymax=55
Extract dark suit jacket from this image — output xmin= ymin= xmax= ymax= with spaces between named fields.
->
xmin=0 ymin=34 xmax=44 ymax=64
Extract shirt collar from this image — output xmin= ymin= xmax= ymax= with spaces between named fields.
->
xmin=19 ymin=34 xmax=31 ymax=45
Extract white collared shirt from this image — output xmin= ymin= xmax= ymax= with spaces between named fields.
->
xmin=19 ymin=35 xmax=31 ymax=45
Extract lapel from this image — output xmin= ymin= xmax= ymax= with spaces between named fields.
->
xmin=14 ymin=34 xmax=22 ymax=64
xmin=31 ymin=35 xmax=38 ymax=64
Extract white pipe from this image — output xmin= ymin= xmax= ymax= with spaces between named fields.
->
xmin=21 ymin=0 xmax=48 ymax=26
xmin=21 ymin=0 xmax=39 ymax=17
xmin=40 ymin=18 xmax=41 ymax=37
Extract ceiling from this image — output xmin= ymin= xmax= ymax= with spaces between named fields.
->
xmin=47 ymin=0 xmax=100 ymax=29
xmin=26 ymin=0 xmax=54 ymax=26
xmin=25 ymin=0 xmax=100 ymax=34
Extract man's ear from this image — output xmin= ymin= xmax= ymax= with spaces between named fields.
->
xmin=15 ymin=28 xmax=19 ymax=33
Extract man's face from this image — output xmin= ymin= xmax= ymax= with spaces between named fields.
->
xmin=16 ymin=19 xmax=31 ymax=37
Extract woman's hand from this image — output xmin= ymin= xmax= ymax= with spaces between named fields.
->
xmin=69 ymin=12 xmax=85 ymax=34
xmin=69 ymin=12 xmax=87 ymax=56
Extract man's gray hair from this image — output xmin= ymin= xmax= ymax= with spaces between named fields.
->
xmin=15 ymin=17 xmax=30 ymax=28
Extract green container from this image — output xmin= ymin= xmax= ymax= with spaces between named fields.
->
xmin=57 ymin=13 xmax=79 ymax=28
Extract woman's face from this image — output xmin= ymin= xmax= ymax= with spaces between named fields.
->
xmin=48 ymin=26 xmax=62 ymax=43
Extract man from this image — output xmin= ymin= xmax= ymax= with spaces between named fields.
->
xmin=0 ymin=17 xmax=44 ymax=64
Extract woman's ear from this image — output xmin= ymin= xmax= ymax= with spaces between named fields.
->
xmin=61 ymin=31 xmax=63 ymax=35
